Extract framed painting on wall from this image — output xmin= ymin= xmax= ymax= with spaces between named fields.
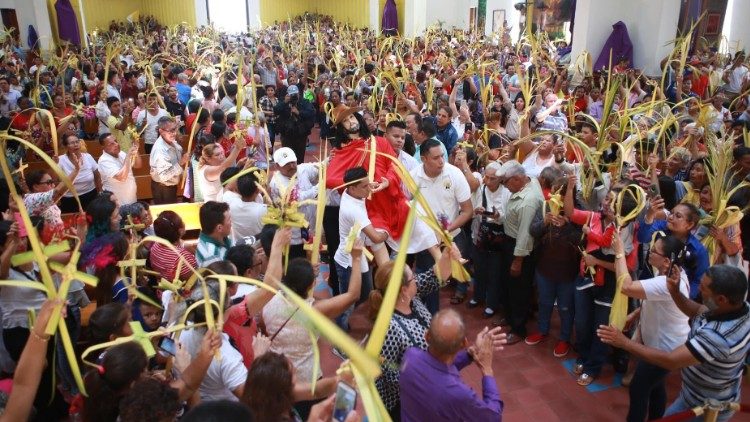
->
xmin=492 ymin=9 xmax=505 ymax=33
xmin=705 ymin=12 xmax=721 ymax=35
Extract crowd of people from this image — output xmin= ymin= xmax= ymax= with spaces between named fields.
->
xmin=0 ymin=11 xmax=748 ymax=422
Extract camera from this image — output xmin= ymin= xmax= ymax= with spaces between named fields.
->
xmin=289 ymin=93 xmax=299 ymax=104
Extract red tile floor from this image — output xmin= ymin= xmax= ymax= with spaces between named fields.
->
xmin=318 ymin=288 xmax=750 ymax=422
xmin=301 ymin=128 xmax=750 ymax=421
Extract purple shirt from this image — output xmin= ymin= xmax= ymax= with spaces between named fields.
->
xmin=400 ymin=347 xmax=503 ymax=421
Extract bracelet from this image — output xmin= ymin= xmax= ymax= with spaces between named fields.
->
xmin=31 ymin=330 xmax=50 ymax=342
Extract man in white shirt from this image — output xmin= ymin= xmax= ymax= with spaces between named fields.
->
xmin=708 ymin=91 xmax=731 ymax=134
xmin=410 ymin=138 xmax=473 ymax=307
xmin=333 ymin=167 xmax=388 ymax=330
xmin=268 ymin=147 xmax=318 ymax=258
xmin=136 ymin=92 xmax=170 ymax=153
xmin=106 ymin=72 xmax=121 ymax=101
xmin=0 ymin=77 xmax=21 ymax=117
xmin=224 ymin=171 xmax=267 ymax=243
xmin=97 ymin=133 xmax=141 ymax=205
xmin=722 ymin=52 xmax=749 ymax=100
xmin=149 ymin=116 xmax=188 ymax=204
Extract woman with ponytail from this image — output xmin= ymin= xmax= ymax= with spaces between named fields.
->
xmin=80 ymin=335 xmax=222 ymax=421
xmin=368 ymin=244 xmax=456 ymax=421
xmin=82 ymin=232 xmax=130 ymax=306
xmin=82 ymin=341 xmax=148 ymax=422
xmin=197 ymin=135 xmax=246 ymax=202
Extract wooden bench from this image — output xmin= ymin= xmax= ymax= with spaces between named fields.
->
xmin=149 ymin=201 xmax=203 ymax=231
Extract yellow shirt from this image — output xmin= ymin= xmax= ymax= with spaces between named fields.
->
xmin=106 ymin=114 xmax=132 ymax=151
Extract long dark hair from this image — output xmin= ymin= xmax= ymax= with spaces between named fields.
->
xmin=82 ymin=342 xmax=148 ymax=422
xmin=331 ymin=112 xmax=371 ymax=149
xmin=85 ymin=195 xmax=118 ymax=242
xmin=87 ymin=232 xmax=130 ymax=305
xmin=242 ymin=352 xmax=294 ymax=422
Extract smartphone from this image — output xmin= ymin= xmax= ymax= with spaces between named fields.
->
xmin=647 ymin=183 xmax=660 ymax=198
xmin=465 ymin=123 xmax=472 ymax=133
xmin=159 ymin=336 xmax=176 ymax=356
xmin=332 ymin=382 xmax=357 ymax=422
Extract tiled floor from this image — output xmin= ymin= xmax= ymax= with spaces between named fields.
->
xmin=305 ymin=128 xmax=750 ymax=421
xmin=318 ymin=288 xmax=750 ymax=421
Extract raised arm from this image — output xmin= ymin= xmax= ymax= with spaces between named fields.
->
xmin=204 ymin=134 xmax=246 ymax=181
xmin=0 ymin=299 xmax=63 ymax=422
xmin=171 ymin=329 xmax=221 ymax=401
xmin=0 ymin=223 xmax=18 ymax=279
xmin=449 ymin=79 xmax=460 ymax=117
xmin=612 ymin=230 xmax=645 ymax=299
xmin=315 ymin=240 xmax=364 ymax=318
xmin=53 ymin=155 xmax=80 ymax=203
xmin=244 ymin=227 xmax=291 ymax=316
xmin=666 ymin=266 xmax=707 ymax=318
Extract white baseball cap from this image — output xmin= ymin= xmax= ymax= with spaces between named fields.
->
xmin=273 ymin=147 xmax=297 ymax=167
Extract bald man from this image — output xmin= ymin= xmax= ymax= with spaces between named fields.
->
xmin=399 ymin=309 xmax=506 ymax=421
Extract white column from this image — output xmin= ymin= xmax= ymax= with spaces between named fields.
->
xmin=369 ymin=0 xmax=380 ymax=33
xmin=404 ymin=0 xmax=426 ymax=37
xmin=195 ymin=0 xmax=209 ymax=27
xmin=30 ymin=0 xmax=54 ymax=50
xmin=725 ymin=0 xmax=750 ymax=52
xmin=571 ymin=0 xmax=679 ymax=77
xmin=247 ymin=0 xmax=261 ymax=29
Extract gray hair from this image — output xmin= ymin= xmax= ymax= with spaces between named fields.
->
xmin=177 ymin=73 xmax=188 ymax=83
xmin=157 ymin=115 xmax=175 ymax=130
xmin=500 ymin=160 xmax=526 ymax=178
xmin=486 ymin=161 xmax=502 ymax=176
xmin=670 ymin=147 xmax=692 ymax=165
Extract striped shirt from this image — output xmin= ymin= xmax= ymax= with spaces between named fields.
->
xmin=149 ymin=242 xmax=198 ymax=281
xmin=196 ymin=232 xmax=233 ymax=267
xmin=682 ymin=303 xmax=750 ymax=407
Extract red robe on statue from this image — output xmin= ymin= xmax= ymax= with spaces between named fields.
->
xmin=326 ymin=136 xmax=410 ymax=240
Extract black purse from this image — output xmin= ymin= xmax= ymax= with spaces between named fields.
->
xmin=477 ymin=186 xmax=506 ymax=252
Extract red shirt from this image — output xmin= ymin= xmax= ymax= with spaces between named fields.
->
xmin=570 ymin=209 xmax=637 ymax=284
xmin=149 ymin=242 xmax=197 ymax=281
xmin=224 ymin=296 xmax=258 ymax=369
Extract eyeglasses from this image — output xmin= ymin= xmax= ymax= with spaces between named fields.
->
xmin=37 ymin=180 xmax=55 ymax=185
xmin=162 ymin=127 xmax=178 ymax=133
xmin=649 ymin=248 xmax=666 ymax=258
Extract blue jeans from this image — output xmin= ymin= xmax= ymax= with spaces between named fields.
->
xmin=627 ymin=360 xmax=670 ymax=422
xmin=535 ymin=271 xmax=574 ymax=341
xmin=334 ymin=262 xmax=373 ymax=331
xmin=454 ymin=229 xmax=473 ymax=296
xmin=473 ymin=248 xmax=502 ymax=310
xmin=665 ymin=391 xmax=735 ymax=422
xmin=56 ymin=304 xmax=81 ymax=395
xmin=574 ymin=275 xmax=611 ymax=377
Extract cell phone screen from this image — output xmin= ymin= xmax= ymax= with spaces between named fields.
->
xmin=159 ymin=337 xmax=176 ymax=356
xmin=332 ymin=382 xmax=357 ymax=422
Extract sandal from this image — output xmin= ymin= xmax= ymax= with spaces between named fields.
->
xmin=577 ymin=373 xmax=594 ymax=386
xmin=450 ymin=294 xmax=466 ymax=304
